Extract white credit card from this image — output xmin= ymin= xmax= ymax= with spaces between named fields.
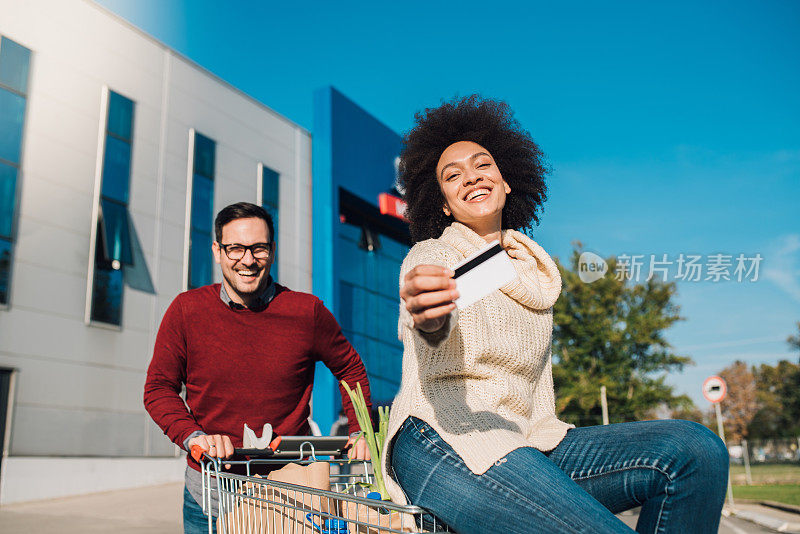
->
xmin=453 ymin=240 xmax=517 ymax=309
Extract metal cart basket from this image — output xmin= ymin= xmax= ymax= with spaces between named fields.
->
xmin=193 ymin=440 xmax=452 ymax=534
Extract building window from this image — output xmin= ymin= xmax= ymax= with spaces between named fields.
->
xmin=90 ymin=91 xmax=135 ymax=325
xmin=0 ymin=36 xmax=32 ymax=305
xmin=337 ymin=221 xmax=409 ymax=403
xmin=188 ymin=132 xmax=215 ymax=289
xmin=259 ymin=164 xmax=279 ymax=282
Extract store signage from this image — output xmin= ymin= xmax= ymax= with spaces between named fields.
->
xmin=378 ymin=193 xmax=407 ymax=221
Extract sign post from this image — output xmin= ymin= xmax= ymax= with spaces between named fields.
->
xmin=600 ymin=385 xmax=609 ymax=425
xmin=703 ymin=375 xmax=734 ymax=509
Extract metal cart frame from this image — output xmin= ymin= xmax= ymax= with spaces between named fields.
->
xmin=195 ymin=441 xmax=452 ymax=534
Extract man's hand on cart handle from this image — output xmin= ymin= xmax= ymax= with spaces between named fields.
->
xmin=188 ymin=433 xmax=234 ymax=460
xmin=345 ymin=434 xmax=371 ymax=461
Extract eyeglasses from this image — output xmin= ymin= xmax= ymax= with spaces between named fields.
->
xmin=218 ymin=242 xmax=272 ymax=261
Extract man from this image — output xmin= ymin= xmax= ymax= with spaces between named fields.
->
xmin=144 ymin=202 xmax=372 ymax=533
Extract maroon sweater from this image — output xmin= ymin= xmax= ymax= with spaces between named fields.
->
xmin=144 ymin=284 xmax=371 ymax=471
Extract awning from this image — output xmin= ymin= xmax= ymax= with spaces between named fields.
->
xmin=97 ymin=198 xmax=133 ymax=267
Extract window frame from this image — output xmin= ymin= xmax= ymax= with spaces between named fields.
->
xmin=85 ymin=87 xmax=112 ymax=326
xmin=84 ymin=87 xmax=136 ymax=328
xmin=257 ymin=162 xmax=280 ymax=283
xmin=183 ymin=129 xmax=216 ymax=291
xmin=0 ymin=35 xmax=32 ymax=309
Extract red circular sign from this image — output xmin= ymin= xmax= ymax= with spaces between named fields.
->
xmin=702 ymin=375 xmax=727 ymax=403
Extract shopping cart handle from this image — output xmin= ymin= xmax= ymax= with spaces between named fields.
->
xmin=190 ymin=444 xmax=204 ymax=462
xmin=230 ymin=435 xmax=281 ymax=459
xmin=190 ymin=435 xmax=282 ymax=462
xmin=231 ymin=448 xmax=276 ymax=458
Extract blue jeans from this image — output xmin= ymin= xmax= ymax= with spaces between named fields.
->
xmin=183 ymin=486 xmax=216 ymax=534
xmin=391 ymin=417 xmax=728 ymax=534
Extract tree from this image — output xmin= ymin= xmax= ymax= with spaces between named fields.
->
xmin=718 ymin=361 xmax=758 ymax=441
xmin=552 ymin=245 xmax=694 ymax=426
xmin=669 ymin=405 xmax=709 ymax=427
xmin=747 ymin=366 xmax=784 ymax=439
xmin=789 ymin=322 xmax=800 ymax=356
xmin=748 ymin=360 xmax=800 ymax=438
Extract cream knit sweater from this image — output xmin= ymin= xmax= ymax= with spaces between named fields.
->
xmin=381 ymin=222 xmax=574 ymax=505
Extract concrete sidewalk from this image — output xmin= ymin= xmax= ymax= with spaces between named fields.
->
xmin=730 ymin=502 xmax=800 ymax=533
xmin=1 ymin=482 xmax=799 ymax=533
xmin=0 ymin=483 xmax=183 ymax=533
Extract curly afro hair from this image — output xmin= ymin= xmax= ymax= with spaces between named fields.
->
xmin=398 ymin=95 xmax=550 ymax=243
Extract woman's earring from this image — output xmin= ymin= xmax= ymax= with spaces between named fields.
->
xmin=504 ymin=183 xmax=511 ymax=194
xmin=443 ymin=205 xmax=451 ymax=217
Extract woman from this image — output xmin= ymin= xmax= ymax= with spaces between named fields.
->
xmin=380 ymin=96 xmax=728 ymax=533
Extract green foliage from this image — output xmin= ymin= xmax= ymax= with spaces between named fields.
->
xmin=552 ymin=245 xmax=694 ymax=426
xmin=747 ymin=360 xmax=800 ymax=439
xmin=789 ymin=322 xmax=800 ymax=354
xmin=669 ymin=405 xmax=709 ymax=427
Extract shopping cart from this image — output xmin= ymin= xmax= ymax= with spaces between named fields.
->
xmin=192 ymin=438 xmax=453 ymax=534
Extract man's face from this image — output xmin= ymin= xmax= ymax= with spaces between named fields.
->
xmin=212 ymin=217 xmax=275 ymax=303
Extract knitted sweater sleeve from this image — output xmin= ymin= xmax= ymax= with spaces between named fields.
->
xmin=397 ymin=240 xmax=461 ymax=348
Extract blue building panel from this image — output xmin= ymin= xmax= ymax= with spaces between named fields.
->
xmin=329 ymin=90 xmax=402 ymax=205
xmin=312 ymin=87 xmax=408 ymax=433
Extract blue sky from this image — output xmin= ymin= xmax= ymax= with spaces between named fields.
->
xmin=96 ymin=0 xmax=800 ymax=407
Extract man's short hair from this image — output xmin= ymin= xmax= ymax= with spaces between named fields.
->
xmin=214 ymin=202 xmax=275 ymax=243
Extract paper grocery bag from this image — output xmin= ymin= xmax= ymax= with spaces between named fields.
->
xmin=224 ymin=462 xmax=332 ymax=534
xmin=342 ymin=499 xmax=420 ymax=534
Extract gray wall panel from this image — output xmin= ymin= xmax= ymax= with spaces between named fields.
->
xmin=0 ymin=0 xmax=312 ymax=459
xmin=11 ymin=405 xmax=146 ymax=456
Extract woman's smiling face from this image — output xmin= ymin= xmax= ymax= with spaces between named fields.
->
xmin=436 ymin=141 xmax=511 ymax=230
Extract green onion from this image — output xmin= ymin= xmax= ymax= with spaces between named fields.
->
xmin=341 ymin=381 xmax=390 ymax=500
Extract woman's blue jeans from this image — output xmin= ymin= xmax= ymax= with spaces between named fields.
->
xmin=391 ymin=417 xmax=728 ymax=533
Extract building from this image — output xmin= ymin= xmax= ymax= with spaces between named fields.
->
xmin=311 ymin=87 xmax=409 ymax=433
xmin=0 ymin=0 xmax=313 ymax=503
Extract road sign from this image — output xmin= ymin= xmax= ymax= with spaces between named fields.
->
xmin=704 ymin=374 xmax=734 ymax=507
xmin=702 ymin=375 xmax=727 ymax=403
